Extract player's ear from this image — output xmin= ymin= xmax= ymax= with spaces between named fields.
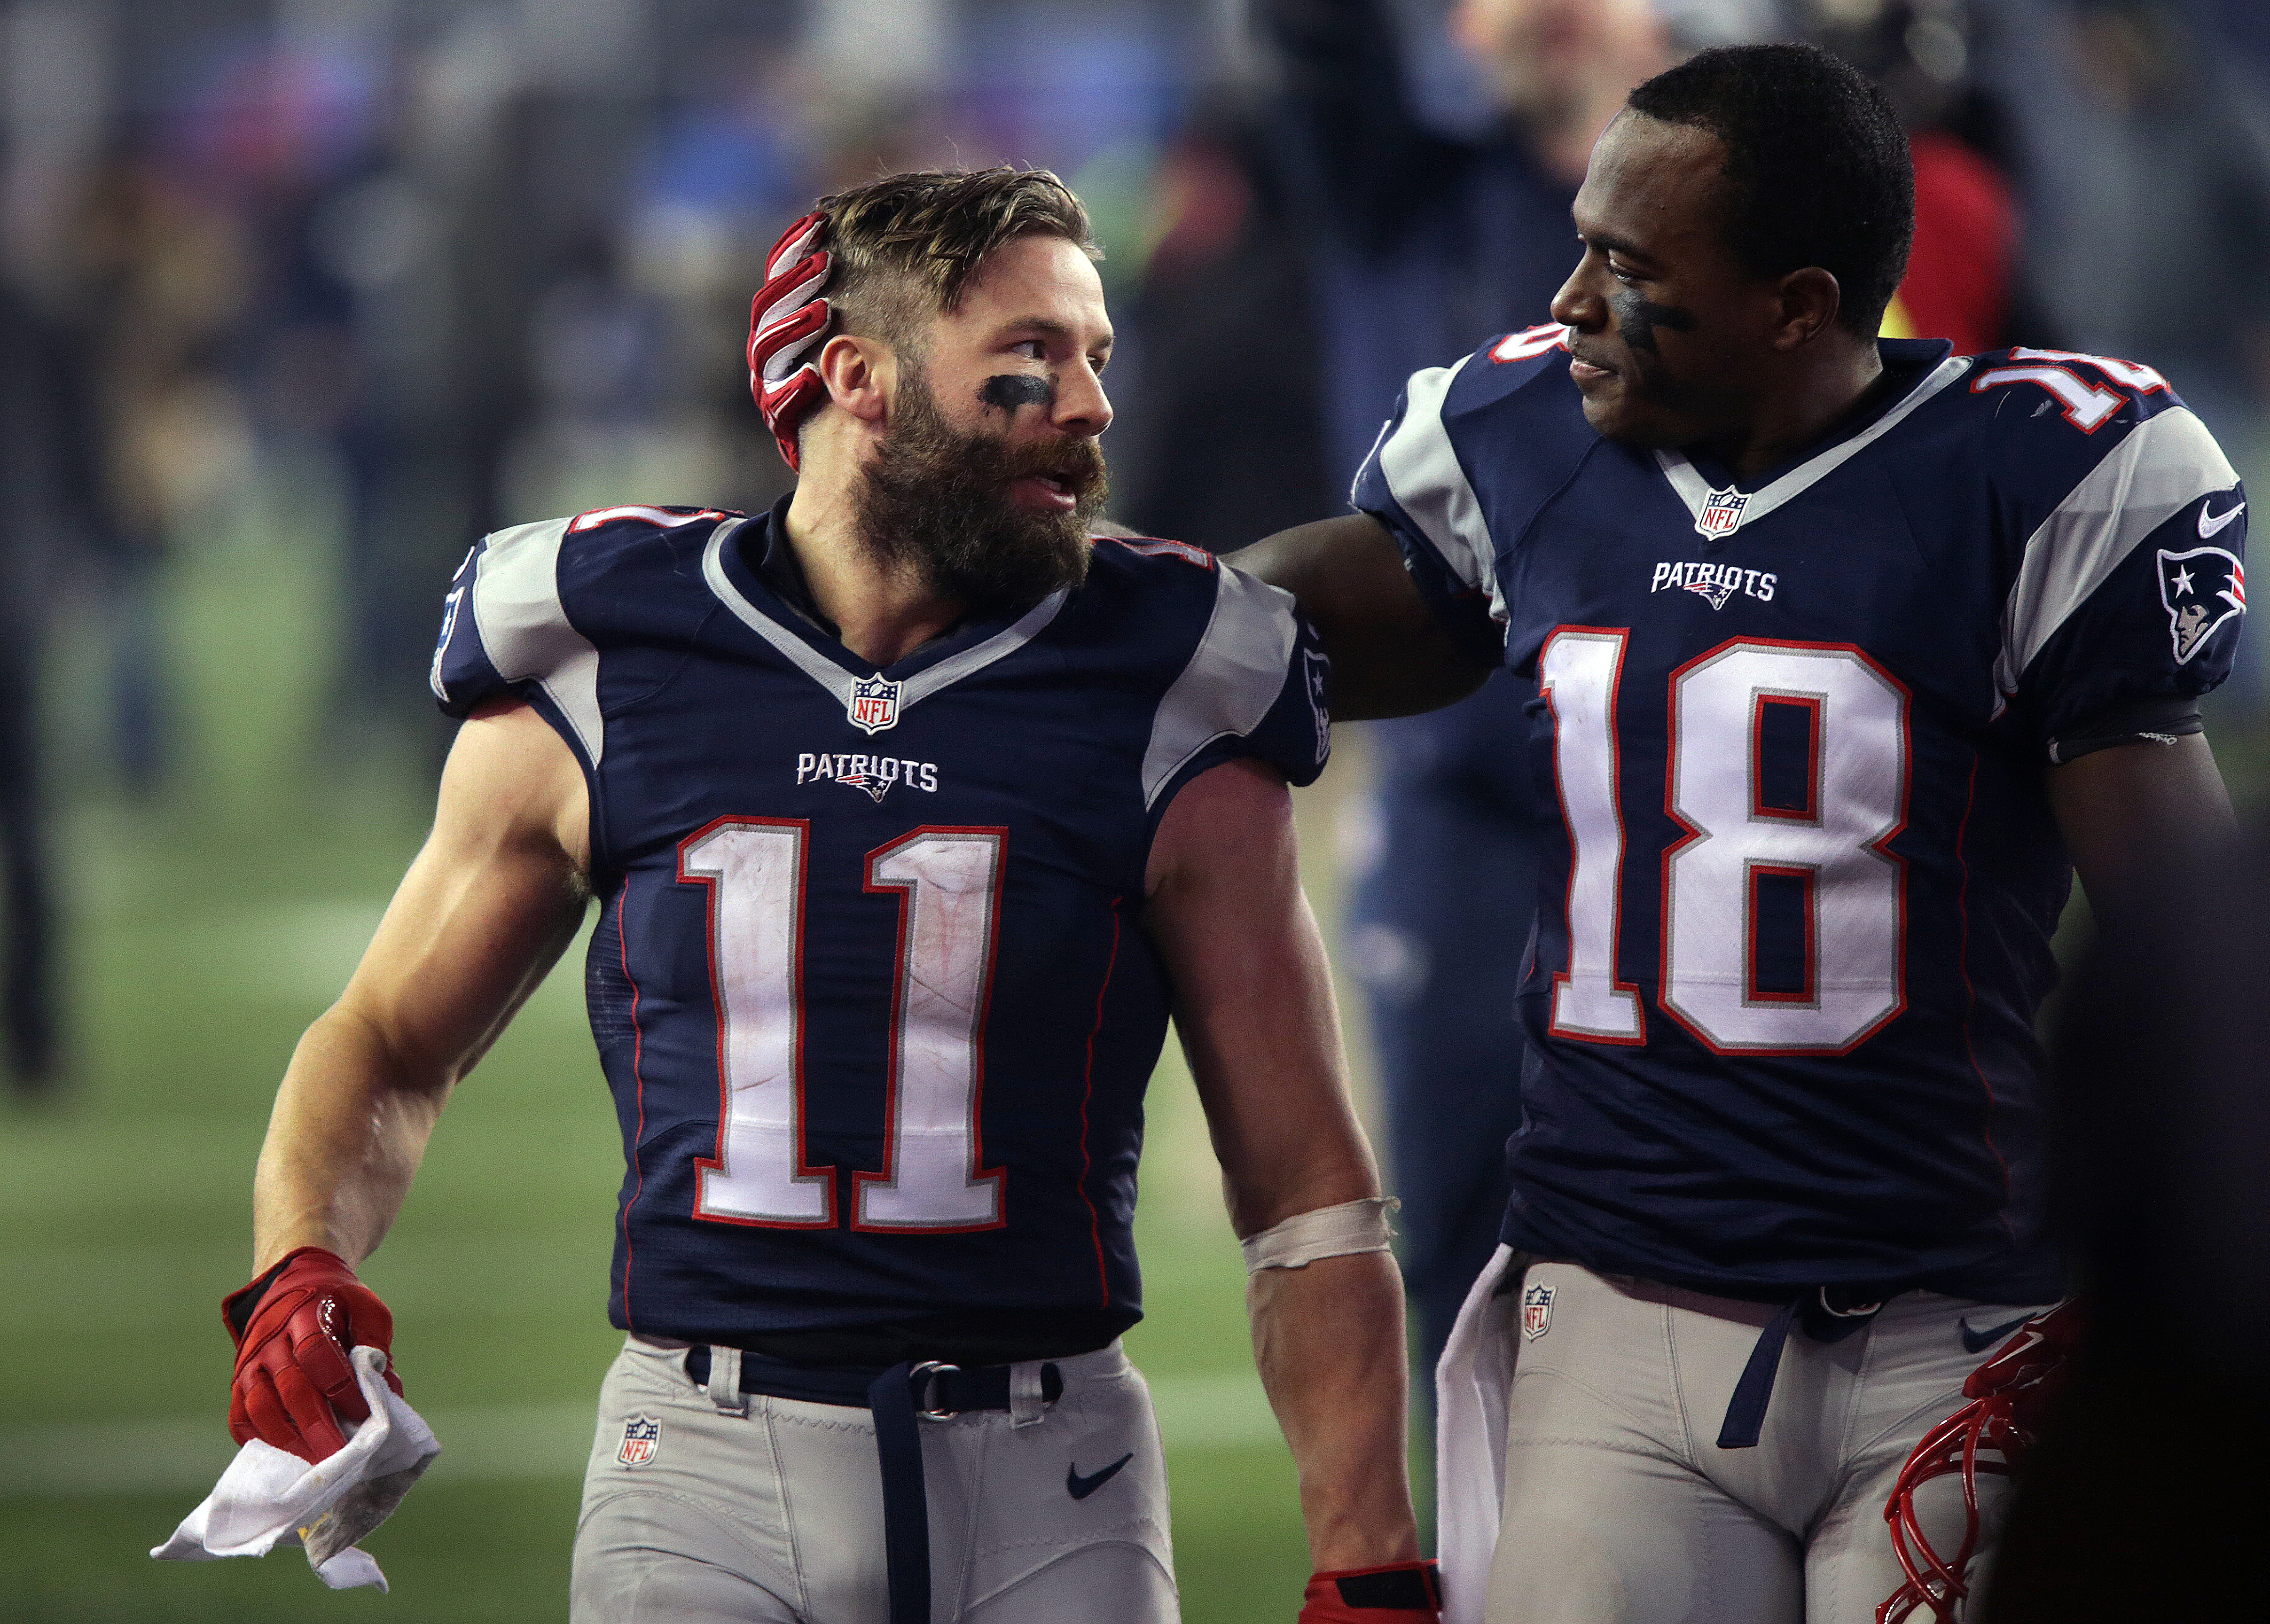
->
xmin=1772 ymin=266 xmax=1843 ymax=351
xmin=817 ymin=333 xmax=894 ymax=426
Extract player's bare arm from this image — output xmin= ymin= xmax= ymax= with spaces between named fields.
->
xmin=252 ymin=698 xmax=588 ymax=1273
xmin=225 ymin=697 xmax=587 ymax=1461
xmin=1228 ymin=515 xmax=1489 ymax=720
xmin=1143 ymin=755 xmax=1423 ymax=1577
xmin=2048 ymin=733 xmax=2243 ymax=935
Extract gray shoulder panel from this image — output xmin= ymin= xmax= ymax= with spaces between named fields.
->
xmin=1141 ymin=563 xmax=1299 ymax=809
xmin=1377 ymin=354 xmax=1504 ymax=624
xmin=1996 ymin=407 xmax=2240 ymax=694
xmin=470 ymin=516 xmax=606 ymax=765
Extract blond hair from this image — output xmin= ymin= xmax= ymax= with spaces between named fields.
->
xmin=812 ymin=167 xmax=1099 ymax=353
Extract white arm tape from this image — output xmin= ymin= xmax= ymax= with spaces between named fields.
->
xmin=1241 ymin=1197 xmax=1400 ymax=1274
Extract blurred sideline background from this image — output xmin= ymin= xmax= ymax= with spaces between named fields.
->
xmin=2 ymin=0 xmax=2268 ymax=1618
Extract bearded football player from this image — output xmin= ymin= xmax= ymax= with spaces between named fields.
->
xmin=1235 ymin=44 xmax=2246 ymax=1624
xmin=217 ymin=168 xmax=1439 ymax=1624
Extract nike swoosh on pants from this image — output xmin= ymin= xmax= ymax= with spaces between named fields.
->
xmin=1958 ymin=1313 xmax=2034 ymax=1354
xmin=1066 ymin=1452 xmax=1134 ymax=1500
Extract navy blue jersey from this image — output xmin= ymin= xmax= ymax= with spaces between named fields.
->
xmin=431 ymin=504 xmax=1329 ymax=1358
xmin=1354 ymin=332 xmax=2246 ymax=1303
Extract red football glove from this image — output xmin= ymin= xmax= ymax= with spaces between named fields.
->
xmin=747 ymin=210 xmax=833 ymax=471
xmin=223 ymin=1246 xmax=402 ymax=1463
xmin=1300 ymin=1560 xmax=1443 ymax=1623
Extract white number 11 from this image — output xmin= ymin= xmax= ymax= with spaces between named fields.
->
xmin=677 ymin=820 xmax=1008 ymax=1232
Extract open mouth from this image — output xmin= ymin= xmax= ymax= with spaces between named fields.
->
xmin=1010 ymin=473 xmax=1079 ymax=512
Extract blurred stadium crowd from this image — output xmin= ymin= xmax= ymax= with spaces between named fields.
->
xmin=2 ymin=0 xmax=2267 ymax=1106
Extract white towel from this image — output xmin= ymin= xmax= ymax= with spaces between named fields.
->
xmin=1434 ymin=1244 xmax=1519 ymax=1624
xmin=152 ymin=1345 xmax=439 ymax=1592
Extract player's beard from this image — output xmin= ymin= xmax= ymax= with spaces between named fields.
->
xmin=851 ymin=361 xmax=1105 ymax=609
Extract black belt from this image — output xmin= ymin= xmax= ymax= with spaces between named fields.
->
xmin=1503 ymin=1262 xmax=1889 ymax=1451
xmin=684 ymin=1346 xmax=1064 ymax=1624
xmin=1716 ymin=1287 xmax=1886 ymax=1449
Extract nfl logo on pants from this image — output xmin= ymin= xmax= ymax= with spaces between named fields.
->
xmin=1522 ymin=1282 xmax=1555 ymax=1341
xmin=617 ymin=1415 xmax=660 ymax=1467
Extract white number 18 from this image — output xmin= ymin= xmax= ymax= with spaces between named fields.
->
xmin=1542 ymin=630 xmax=1910 ymax=1055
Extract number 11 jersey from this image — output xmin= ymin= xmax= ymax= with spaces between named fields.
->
xmin=431 ymin=505 xmax=1330 ymax=1359
xmin=1355 ymin=332 xmax=2246 ymax=1304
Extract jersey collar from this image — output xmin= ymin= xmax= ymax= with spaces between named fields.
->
xmin=701 ymin=511 xmax=1069 ymax=718
xmin=1652 ymin=343 xmax=1969 ymax=539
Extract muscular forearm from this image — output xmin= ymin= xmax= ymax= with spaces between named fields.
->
xmin=250 ymin=1005 xmax=454 ymax=1272
xmin=1250 ymin=1250 xmax=1422 ymax=1570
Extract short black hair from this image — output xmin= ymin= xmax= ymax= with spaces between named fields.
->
xmin=1627 ymin=43 xmax=1914 ymax=336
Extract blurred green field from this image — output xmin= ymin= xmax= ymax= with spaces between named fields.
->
xmin=0 ymin=489 xmax=1388 ymax=1622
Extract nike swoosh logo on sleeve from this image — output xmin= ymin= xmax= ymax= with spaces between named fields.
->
xmin=1958 ymin=1313 xmax=2035 ymax=1354
xmin=2200 ymin=499 xmax=2246 ymax=539
xmin=1066 ymin=1452 xmax=1135 ymax=1500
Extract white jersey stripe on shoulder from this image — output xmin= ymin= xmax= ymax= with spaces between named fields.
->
xmin=1996 ymin=406 xmax=2239 ymax=695
xmin=1142 ymin=563 xmax=1299 ymax=809
xmin=470 ymin=516 xmax=606 ymax=765
xmin=1377 ymin=355 xmax=1505 ymax=623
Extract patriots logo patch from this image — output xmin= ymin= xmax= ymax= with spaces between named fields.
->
xmin=617 ymin=1414 xmax=660 ymax=1467
xmin=1683 ymin=579 xmax=1736 ymax=610
xmin=847 ymin=674 xmax=902 ymax=734
xmin=2158 ymin=545 xmax=2245 ymax=664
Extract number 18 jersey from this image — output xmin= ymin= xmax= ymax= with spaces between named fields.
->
xmin=431 ymin=504 xmax=1329 ymax=1359
xmin=1355 ymin=333 xmax=2246 ymax=1303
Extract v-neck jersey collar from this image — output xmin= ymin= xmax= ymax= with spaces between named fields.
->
xmin=700 ymin=509 xmax=1071 ymax=720
xmin=710 ymin=501 xmax=1053 ymax=682
xmin=1651 ymin=339 xmax=1967 ymax=537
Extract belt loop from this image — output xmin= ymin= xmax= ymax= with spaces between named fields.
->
xmin=1009 ymin=1359 xmax=1049 ymax=1428
xmin=707 ymin=1344 xmax=747 ymax=1415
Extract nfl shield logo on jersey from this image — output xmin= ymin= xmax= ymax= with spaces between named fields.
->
xmin=617 ymin=1414 xmax=660 ymax=1467
xmin=2157 ymin=545 xmax=2246 ymax=664
xmin=847 ymin=674 xmax=903 ymax=734
xmin=1696 ymin=486 xmax=1750 ymax=539
xmin=1521 ymin=1281 xmax=1556 ymax=1341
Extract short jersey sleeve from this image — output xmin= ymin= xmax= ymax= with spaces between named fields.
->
xmin=1349 ymin=351 xmax=1509 ymax=667
xmin=1994 ymin=406 xmax=2246 ymax=758
xmin=428 ymin=514 xmax=607 ymax=766
xmin=1141 ymin=561 xmax=1332 ymax=818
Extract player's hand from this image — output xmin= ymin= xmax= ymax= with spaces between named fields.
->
xmin=223 ymin=1246 xmax=403 ymax=1463
xmin=1299 ymin=1560 xmax=1443 ymax=1622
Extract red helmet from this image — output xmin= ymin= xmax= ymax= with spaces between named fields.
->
xmin=747 ymin=211 xmax=834 ymax=471
xmin=1877 ymin=1298 xmax=2083 ymax=1623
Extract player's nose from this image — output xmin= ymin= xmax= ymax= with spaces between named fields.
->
xmin=1550 ymin=265 xmax=1605 ymax=333
xmin=1052 ymin=366 xmax=1111 ymax=438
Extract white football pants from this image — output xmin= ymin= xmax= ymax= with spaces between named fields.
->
xmin=571 ymin=1336 xmax=1179 ymax=1624
xmin=1475 ymin=1261 xmax=2049 ymax=1624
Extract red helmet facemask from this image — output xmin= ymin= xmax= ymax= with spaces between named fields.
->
xmin=1877 ymin=1298 xmax=2083 ymax=1623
